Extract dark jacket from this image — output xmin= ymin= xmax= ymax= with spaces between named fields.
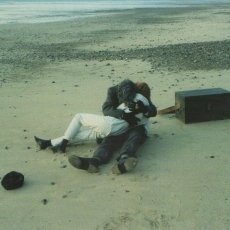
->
xmin=102 ymin=84 xmax=157 ymax=119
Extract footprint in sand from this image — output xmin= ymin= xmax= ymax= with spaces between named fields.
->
xmin=97 ymin=210 xmax=174 ymax=230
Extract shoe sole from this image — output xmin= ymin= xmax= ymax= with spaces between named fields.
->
xmin=112 ymin=157 xmax=138 ymax=174
xmin=68 ymin=155 xmax=98 ymax=173
xmin=68 ymin=155 xmax=82 ymax=168
xmin=87 ymin=164 xmax=99 ymax=173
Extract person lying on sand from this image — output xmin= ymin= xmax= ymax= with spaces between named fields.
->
xmin=35 ymin=79 xmax=157 ymax=174
xmin=67 ymin=80 xmax=157 ymax=174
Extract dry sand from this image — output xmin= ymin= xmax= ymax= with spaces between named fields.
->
xmin=1 ymin=4 xmax=230 ymax=230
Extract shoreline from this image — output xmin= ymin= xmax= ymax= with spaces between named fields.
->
xmin=0 ymin=1 xmax=229 ymax=25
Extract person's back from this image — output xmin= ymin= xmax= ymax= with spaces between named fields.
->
xmin=102 ymin=79 xmax=138 ymax=119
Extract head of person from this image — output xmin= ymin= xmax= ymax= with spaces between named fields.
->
xmin=117 ymin=79 xmax=137 ymax=105
xmin=136 ymin=81 xmax=151 ymax=101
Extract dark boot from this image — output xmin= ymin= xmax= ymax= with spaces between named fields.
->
xmin=59 ymin=139 xmax=69 ymax=153
xmin=68 ymin=155 xmax=100 ymax=173
xmin=112 ymin=157 xmax=138 ymax=175
xmin=34 ymin=136 xmax=51 ymax=150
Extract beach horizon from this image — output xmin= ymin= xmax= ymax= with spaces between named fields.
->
xmin=0 ymin=0 xmax=229 ymax=24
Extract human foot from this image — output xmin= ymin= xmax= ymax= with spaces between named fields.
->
xmin=112 ymin=157 xmax=137 ymax=174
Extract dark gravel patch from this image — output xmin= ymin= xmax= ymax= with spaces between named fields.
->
xmin=35 ymin=39 xmax=230 ymax=71
xmin=1 ymin=40 xmax=229 ymax=73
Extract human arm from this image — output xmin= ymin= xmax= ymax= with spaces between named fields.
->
xmin=143 ymin=99 xmax=157 ymax=118
xmin=128 ymin=96 xmax=157 ymax=118
xmin=102 ymin=86 xmax=123 ymax=119
xmin=102 ymin=86 xmax=140 ymax=126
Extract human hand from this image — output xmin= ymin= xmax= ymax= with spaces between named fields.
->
xmin=128 ymin=101 xmax=142 ymax=114
xmin=136 ymin=100 xmax=148 ymax=113
xmin=127 ymin=101 xmax=136 ymax=112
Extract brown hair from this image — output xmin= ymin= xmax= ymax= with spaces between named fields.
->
xmin=136 ymin=81 xmax=151 ymax=101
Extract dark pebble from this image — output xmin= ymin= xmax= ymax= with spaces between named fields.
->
xmin=41 ymin=199 xmax=47 ymax=205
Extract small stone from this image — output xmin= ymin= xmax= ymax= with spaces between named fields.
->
xmin=41 ymin=199 xmax=47 ymax=205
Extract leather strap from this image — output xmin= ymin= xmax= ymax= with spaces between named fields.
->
xmin=157 ymin=103 xmax=181 ymax=115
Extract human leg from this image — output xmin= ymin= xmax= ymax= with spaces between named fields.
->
xmin=34 ymin=113 xmax=84 ymax=152
xmin=35 ymin=128 xmax=104 ymax=153
xmin=112 ymin=126 xmax=147 ymax=174
xmin=60 ymin=113 xmax=127 ymax=152
xmin=58 ymin=113 xmax=85 ymax=152
xmin=35 ymin=113 xmax=128 ymax=152
xmin=51 ymin=129 xmax=100 ymax=146
xmin=52 ymin=113 xmax=113 ymax=153
xmin=68 ymin=155 xmax=99 ymax=173
xmin=34 ymin=114 xmax=87 ymax=151
xmin=93 ymin=134 xmax=125 ymax=164
xmin=119 ymin=125 xmax=147 ymax=159
xmin=111 ymin=157 xmax=138 ymax=174
xmin=68 ymin=134 xmax=124 ymax=173
xmin=64 ymin=113 xmax=128 ymax=140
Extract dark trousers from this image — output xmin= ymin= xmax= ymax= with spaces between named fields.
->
xmin=93 ymin=125 xmax=147 ymax=164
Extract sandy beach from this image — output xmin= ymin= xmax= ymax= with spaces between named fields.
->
xmin=1 ymin=4 xmax=230 ymax=230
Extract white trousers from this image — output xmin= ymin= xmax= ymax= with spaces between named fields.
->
xmin=51 ymin=113 xmax=129 ymax=146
